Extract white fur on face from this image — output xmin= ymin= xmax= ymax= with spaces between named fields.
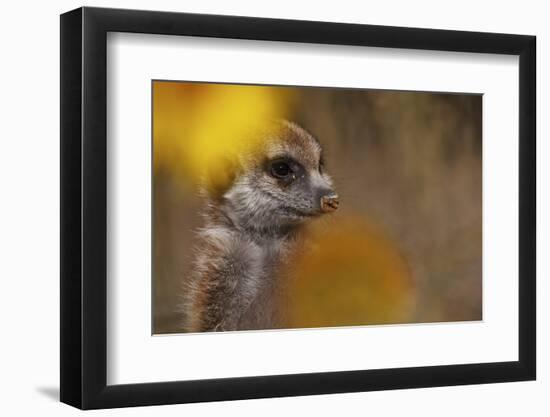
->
xmin=221 ymin=123 xmax=335 ymax=232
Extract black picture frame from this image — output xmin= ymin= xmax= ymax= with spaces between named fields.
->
xmin=60 ymin=6 xmax=536 ymax=410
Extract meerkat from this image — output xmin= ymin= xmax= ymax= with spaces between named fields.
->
xmin=182 ymin=120 xmax=339 ymax=332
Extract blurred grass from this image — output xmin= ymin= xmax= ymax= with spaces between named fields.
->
xmin=153 ymin=81 xmax=482 ymax=333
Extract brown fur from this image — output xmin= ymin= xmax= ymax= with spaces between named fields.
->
xmin=181 ymin=120 xmax=338 ymax=332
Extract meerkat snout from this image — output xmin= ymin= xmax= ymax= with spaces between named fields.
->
xmin=320 ymin=193 xmax=339 ymax=213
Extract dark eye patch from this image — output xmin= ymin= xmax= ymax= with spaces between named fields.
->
xmin=267 ymin=157 xmax=303 ymax=182
xmin=271 ymin=160 xmax=291 ymax=178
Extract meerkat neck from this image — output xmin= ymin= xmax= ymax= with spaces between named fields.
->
xmin=203 ymin=197 xmax=300 ymax=242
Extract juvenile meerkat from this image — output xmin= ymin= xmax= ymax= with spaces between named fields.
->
xmin=183 ymin=120 xmax=339 ymax=332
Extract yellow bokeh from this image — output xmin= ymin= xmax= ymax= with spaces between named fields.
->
xmin=153 ymin=82 xmax=294 ymax=185
xmin=283 ymin=216 xmax=416 ymax=328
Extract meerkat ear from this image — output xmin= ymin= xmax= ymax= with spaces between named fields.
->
xmin=203 ymin=156 xmax=242 ymax=201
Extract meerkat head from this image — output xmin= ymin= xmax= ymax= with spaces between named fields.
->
xmin=211 ymin=120 xmax=339 ymax=233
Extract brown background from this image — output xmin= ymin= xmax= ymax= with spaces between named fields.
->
xmin=153 ymin=83 xmax=482 ymax=334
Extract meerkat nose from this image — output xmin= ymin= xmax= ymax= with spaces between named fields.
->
xmin=320 ymin=194 xmax=339 ymax=213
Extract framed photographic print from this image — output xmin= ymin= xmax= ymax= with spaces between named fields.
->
xmin=60 ymin=6 xmax=536 ymax=409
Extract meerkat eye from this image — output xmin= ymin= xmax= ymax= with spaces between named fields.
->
xmin=270 ymin=160 xmax=293 ymax=179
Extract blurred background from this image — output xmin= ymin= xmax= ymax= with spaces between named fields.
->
xmin=153 ymin=81 xmax=482 ymax=334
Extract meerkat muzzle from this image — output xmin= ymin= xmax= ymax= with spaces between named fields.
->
xmin=320 ymin=194 xmax=339 ymax=213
